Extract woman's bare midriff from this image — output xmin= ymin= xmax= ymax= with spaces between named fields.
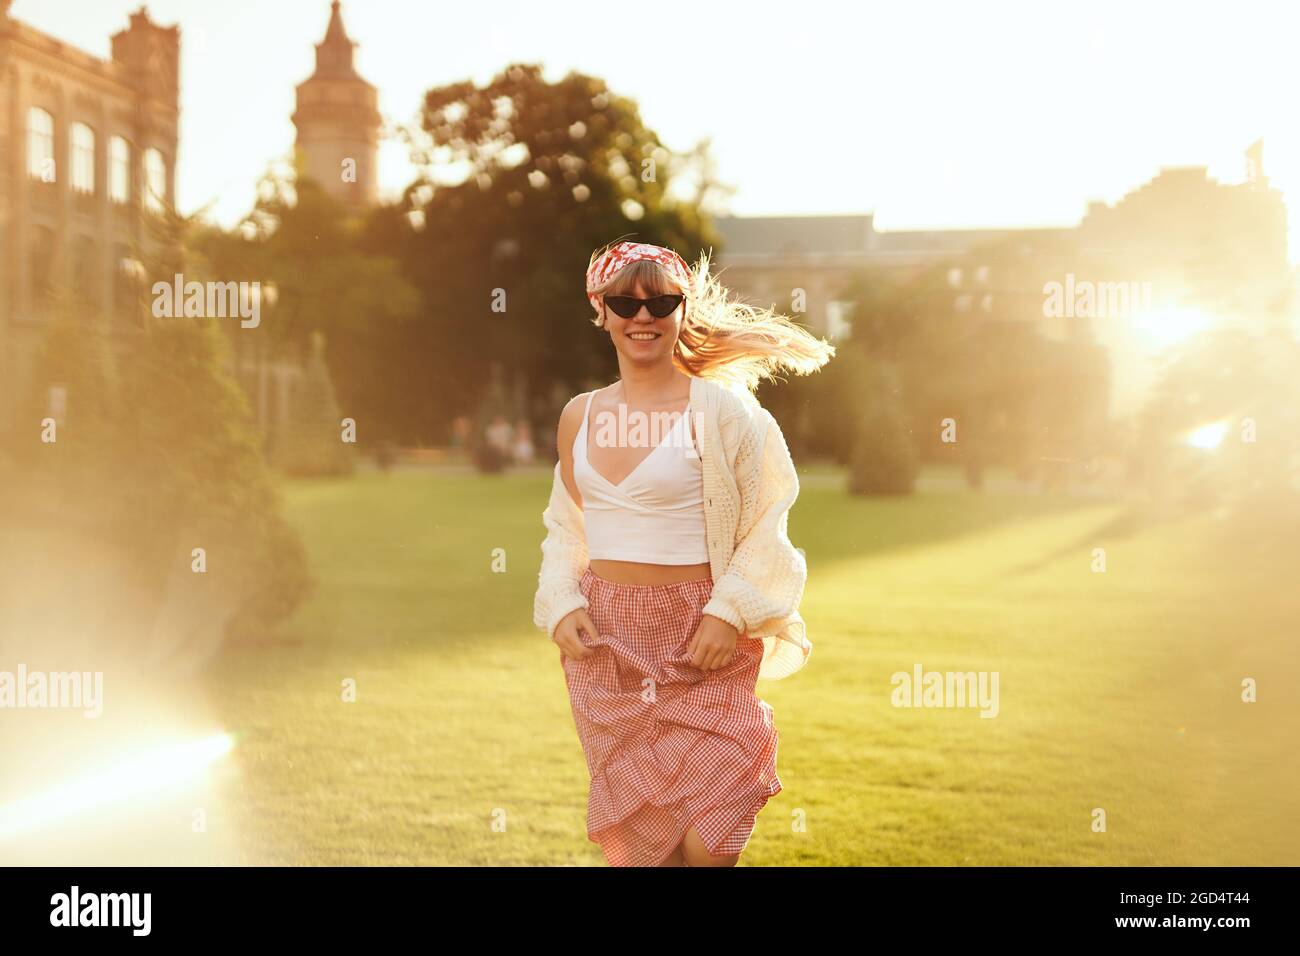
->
xmin=588 ymin=559 xmax=711 ymax=585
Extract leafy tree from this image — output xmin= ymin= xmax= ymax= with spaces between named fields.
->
xmin=845 ymin=351 xmax=920 ymax=495
xmin=1135 ymin=327 xmax=1300 ymax=518
xmin=115 ymin=320 xmax=313 ymax=664
xmin=2 ymin=212 xmax=312 ymax=671
xmin=830 ymin=234 xmax=1113 ymax=488
xmin=194 ymin=170 xmax=420 ymax=446
xmin=398 ymin=63 xmax=722 ymax=439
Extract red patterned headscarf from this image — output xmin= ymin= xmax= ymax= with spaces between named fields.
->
xmin=585 ymin=240 xmax=693 ymax=316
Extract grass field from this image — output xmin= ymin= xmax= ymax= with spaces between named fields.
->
xmin=180 ymin=465 xmax=1297 ymax=866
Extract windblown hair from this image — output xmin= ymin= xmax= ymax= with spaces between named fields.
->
xmin=588 ymin=248 xmax=836 ymax=393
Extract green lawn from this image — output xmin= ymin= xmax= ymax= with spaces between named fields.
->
xmin=199 ymin=466 xmax=1298 ymax=866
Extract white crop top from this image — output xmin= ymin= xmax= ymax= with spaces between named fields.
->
xmin=572 ymin=389 xmax=709 ymax=564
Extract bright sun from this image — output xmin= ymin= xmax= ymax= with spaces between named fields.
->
xmin=1130 ymin=306 xmax=1219 ymax=352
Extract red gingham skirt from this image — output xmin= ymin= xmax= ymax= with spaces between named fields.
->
xmin=560 ymin=567 xmax=782 ymax=866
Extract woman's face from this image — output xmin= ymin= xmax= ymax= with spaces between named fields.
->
xmin=602 ymin=279 xmax=685 ymax=366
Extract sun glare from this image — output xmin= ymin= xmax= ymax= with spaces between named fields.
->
xmin=1132 ymin=307 xmax=1218 ymax=352
xmin=0 ymin=733 xmax=235 ymax=840
xmin=1184 ymin=420 xmax=1230 ymax=450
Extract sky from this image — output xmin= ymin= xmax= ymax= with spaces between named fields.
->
xmin=15 ymin=0 xmax=1300 ymax=259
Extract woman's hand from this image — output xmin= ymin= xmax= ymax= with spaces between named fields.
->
xmin=553 ymin=607 xmax=597 ymax=661
xmin=687 ymin=614 xmax=739 ymax=671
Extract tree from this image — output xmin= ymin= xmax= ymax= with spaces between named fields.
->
xmin=116 ymin=320 xmax=313 ymax=666
xmin=397 ymin=63 xmax=722 ymax=440
xmin=1135 ymin=326 xmax=1300 ymax=522
xmin=846 ymin=352 xmax=920 ymax=495
xmin=1 ymin=211 xmax=312 ymax=672
xmin=193 ymin=167 xmax=420 ymax=447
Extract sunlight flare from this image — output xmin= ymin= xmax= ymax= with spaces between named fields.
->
xmin=0 ymin=733 xmax=235 ymax=840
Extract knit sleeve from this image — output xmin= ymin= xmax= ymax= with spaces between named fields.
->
xmin=533 ymin=462 xmax=590 ymax=638
xmin=701 ymin=408 xmax=811 ymax=677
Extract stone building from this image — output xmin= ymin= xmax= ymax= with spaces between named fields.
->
xmin=714 ymin=151 xmax=1290 ymax=420
xmin=0 ymin=2 xmax=179 ymax=428
xmin=712 ymin=212 xmax=1067 ymax=342
xmin=291 ymin=0 xmax=381 ymax=210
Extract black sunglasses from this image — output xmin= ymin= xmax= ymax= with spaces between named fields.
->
xmin=603 ymin=294 xmax=685 ymax=319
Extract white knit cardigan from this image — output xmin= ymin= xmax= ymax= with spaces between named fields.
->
xmin=532 ymin=374 xmax=811 ymax=680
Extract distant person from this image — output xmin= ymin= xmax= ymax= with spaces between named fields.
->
xmin=485 ymin=416 xmax=512 ymax=455
xmin=512 ymin=420 xmax=535 ymax=465
xmin=533 ymin=240 xmax=835 ymax=867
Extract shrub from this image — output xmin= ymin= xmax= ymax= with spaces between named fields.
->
xmin=267 ymin=335 xmax=355 ymax=477
xmin=5 ymin=317 xmax=312 ymax=669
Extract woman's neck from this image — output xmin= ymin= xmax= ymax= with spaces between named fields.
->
xmin=615 ymin=360 xmax=690 ymax=404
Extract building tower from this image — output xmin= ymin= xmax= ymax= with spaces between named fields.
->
xmin=291 ymin=1 xmax=380 ymax=209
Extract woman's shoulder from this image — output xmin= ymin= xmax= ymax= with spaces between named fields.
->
xmin=559 ymin=384 xmax=611 ymax=420
xmin=557 ymin=389 xmax=597 ymax=448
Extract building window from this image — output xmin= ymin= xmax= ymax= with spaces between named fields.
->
xmin=110 ymin=136 xmax=130 ymax=203
xmin=143 ymin=148 xmax=167 ymax=213
xmin=27 ymin=107 xmax=55 ymax=182
xmin=71 ymin=123 xmax=95 ymax=194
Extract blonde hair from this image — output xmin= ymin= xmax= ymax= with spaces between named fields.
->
xmin=588 ymin=248 xmax=836 ymax=393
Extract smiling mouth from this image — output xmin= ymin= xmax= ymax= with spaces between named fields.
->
xmin=626 ymin=331 xmax=660 ymax=341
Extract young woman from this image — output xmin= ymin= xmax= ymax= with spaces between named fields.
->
xmin=533 ymin=239 xmax=834 ymax=867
